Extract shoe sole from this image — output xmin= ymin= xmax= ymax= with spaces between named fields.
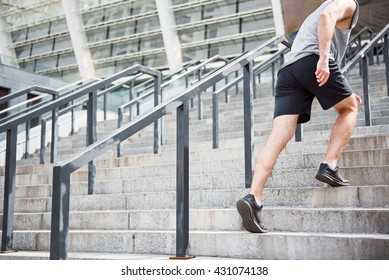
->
xmin=236 ymin=199 xmax=268 ymax=233
xmin=315 ymin=173 xmax=350 ymax=187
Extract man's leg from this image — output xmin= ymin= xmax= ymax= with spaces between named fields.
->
xmin=250 ymin=114 xmax=299 ymax=201
xmin=316 ymin=93 xmax=359 ymax=186
xmin=236 ymin=114 xmax=298 ymax=233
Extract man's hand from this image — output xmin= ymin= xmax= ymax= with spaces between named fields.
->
xmin=354 ymin=93 xmax=363 ymax=105
xmin=315 ymin=57 xmax=330 ymax=87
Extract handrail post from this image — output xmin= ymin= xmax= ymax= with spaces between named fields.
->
xmin=40 ymin=119 xmax=47 ymax=164
xmin=50 ymin=166 xmax=71 ymax=260
xmin=50 ymin=94 xmax=59 ymax=163
xmin=1 ymin=127 xmax=17 ymax=252
xmin=384 ymin=33 xmax=389 ymax=96
xmin=87 ymin=90 xmax=97 ymax=194
xmin=24 ymin=120 xmax=30 ymax=159
xmin=212 ymin=92 xmax=219 ymax=149
xmin=243 ymin=61 xmax=254 ymax=188
xmin=197 ymin=92 xmax=203 ymax=120
xmin=117 ymin=107 xmax=123 ymax=157
xmin=176 ymin=101 xmax=190 ymax=258
xmin=154 ymin=73 xmax=162 ymax=154
xmin=71 ymin=101 xmax=75 ymax=135
xmin=295 ymin=123 xmax=302 ymax=142
xmin=362 ymin=55 xmax=371 ymax=126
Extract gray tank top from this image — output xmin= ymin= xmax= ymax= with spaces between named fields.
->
xmin=281 ymin=0 xmax=359 ymax=69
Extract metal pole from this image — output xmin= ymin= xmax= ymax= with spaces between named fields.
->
xmin=87 ymin=90 xmax=97 ymax=194
xmin=384 ymin=34 xmax=389 ymax=96
xmin=50 ymin=166 xmax=71 ymax=260
xmin=212 ymin=92 xmax=219 ymax=149
xmin=117 ymin=107 xmax=123 ymax=157
xmin=24 ymin=121 xmax=30 ymax=159
xmin=176 ymin=102 xmax=190 ymax=258
xmin=50 ymin=95 xmax=59 ymax=163
xmin=154 ymin=74 xmax=162 ymax=154
xmin=243 ymin=61 xmax=254 ymax=189
xmin=295 ymin=123 xmax=302 ymax=142
xmin=362 ymin=56 xmax=371 ymax=126
xmin=40 ymin=119 xmax=46 ymax=164
xmin=1 ymin=127 xmax=17 ymax=252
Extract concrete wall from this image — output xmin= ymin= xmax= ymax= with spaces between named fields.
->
xmin=0 ymin=64 xmax=68 ymax=94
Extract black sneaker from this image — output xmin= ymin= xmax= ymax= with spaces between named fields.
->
xmin=236 ymin=194 xmax=268 ymax=233
xmin=315 ymin=163 xmax=350 ymax=187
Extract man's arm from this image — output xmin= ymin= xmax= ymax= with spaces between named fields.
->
xmin=315 ymin=0 xmax=357 ymax=87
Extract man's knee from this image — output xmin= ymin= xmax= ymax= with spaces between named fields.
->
xmin=334 ymin=94 xmax=359 ymax=115
xmin=272 ymin=115 xmax=298 ymax=140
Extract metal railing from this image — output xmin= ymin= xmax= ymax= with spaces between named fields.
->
xmin=116 ymin=55 xmax=229 ymax=157
xmin=0 ymin=86 xmax=59 ymax=160
xmin=48 ymin=34 xmax=289 ymax=259
xmin=212 ymin=47 xmax=289 ymax=149
xmin=0 ymin=65 xmax=162 ymax=253
xmin=342 ymin=23 xmax=389 ymax=126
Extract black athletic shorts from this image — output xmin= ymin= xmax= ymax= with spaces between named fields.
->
xmin=274 ymin=54 xmax=353 ymax=124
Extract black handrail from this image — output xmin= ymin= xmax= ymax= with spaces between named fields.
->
xmin=116 ymin=55 xmax=229 ymax=157
xmin=0 ymin=86 xmax=59 ymax=161
xmin=0 ymin=64 xmax=162 ymax=253
xmin=341 ymin=23 xmax=389 ymax=126
xmin=48 ymin=34 xmax=288 ymax=259
xmin=212 ymin=47 xmax=289 ymax=149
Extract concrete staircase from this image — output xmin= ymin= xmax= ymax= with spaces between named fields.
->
xmin=0 ymin=64 xmax=388 ymax=260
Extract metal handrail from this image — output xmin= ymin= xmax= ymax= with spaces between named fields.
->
xmin=342 ymin=23 xmax=389 ymax=126
xmin=0 ymin=64 xmax=162 ymax=253
xmin=212 ymin=47 xmax=289 ymax=149
xmin=48 ymin=34 xmax=288 ymax=259
xmin=116 ymin=55 xmax=229 ymax=157
xmin=0 ymin=86 xmax=59 ymax=160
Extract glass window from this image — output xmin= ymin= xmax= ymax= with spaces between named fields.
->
xmin=27 ymin=23 xmax=50 ymax=40
xmin=178 ymin=27 xmax=205 ymax=43
xmin=239 ymin=0 xmax=271 ymax=12
xmin=31 ymin=40 xmax=54 ymax=56
xmin=35 ymin=56 xmax=58 ymax=71
xmin=11 ymin=29 xmax=28 ymax=43
xmin=140 ymin=35 xmax=164 ymax=51
xmin=58 ymin=53 xmax=76 ymax=67
xmin=108 ymin=22 xmax=135 ymax=39
xmin=87 ymin=28 xmax=109 ymax=43
xmin=15 ymin=45 xmax=32 ymax=59
xmin=91 ymin=46 xmax=111 ymax=60
xmin=136 ymin=16 xmax=160 ymax=32
xmin=50 ymin=19 xmax=68 ymax=34
xmin=83 ymin=10 xmax=104 ymax=26
xmin=206 ymin=21 xmax=239 ymax=39
xmin=112 ymin=41 xmax=139 ymax=56
xmin=182 ymin=46 xmax=207 ymax=62
xmin=54 ymin=36 xmax=73 ymax=51
xmin=143 ymin=53 xmax=166 ymax=68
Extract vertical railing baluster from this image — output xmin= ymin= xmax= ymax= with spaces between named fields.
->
xmin=154 ymin=73 xmax=162 ymax=154
xmin=212 ymin=92 xmax=219 ymax=149
xmin=50 ymin=166 xmax=71 ymax=260
xmin=362 ymin=55 xmax=371 ymax=126
xmin=243 ymin=61 xmax=254 ymax=189
xmin=176 ymin=102 xmax=190 ymax=258
xmin=87 ymin=90 xmax=97 ymax=194
xmin=50 ymin=94 xmax=59 ymax=164
xmin=1 ymin=127 xmax=17 ymax=252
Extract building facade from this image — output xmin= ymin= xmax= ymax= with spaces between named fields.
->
xmin=0 ymin=0 xmax=281 ymax=82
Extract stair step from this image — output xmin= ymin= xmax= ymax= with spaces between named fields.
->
xmin=6 ymin=230 xmax=389 ymax=259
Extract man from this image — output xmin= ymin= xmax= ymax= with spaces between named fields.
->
xmin=236 ymin=0 xmax=362 ymax=233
